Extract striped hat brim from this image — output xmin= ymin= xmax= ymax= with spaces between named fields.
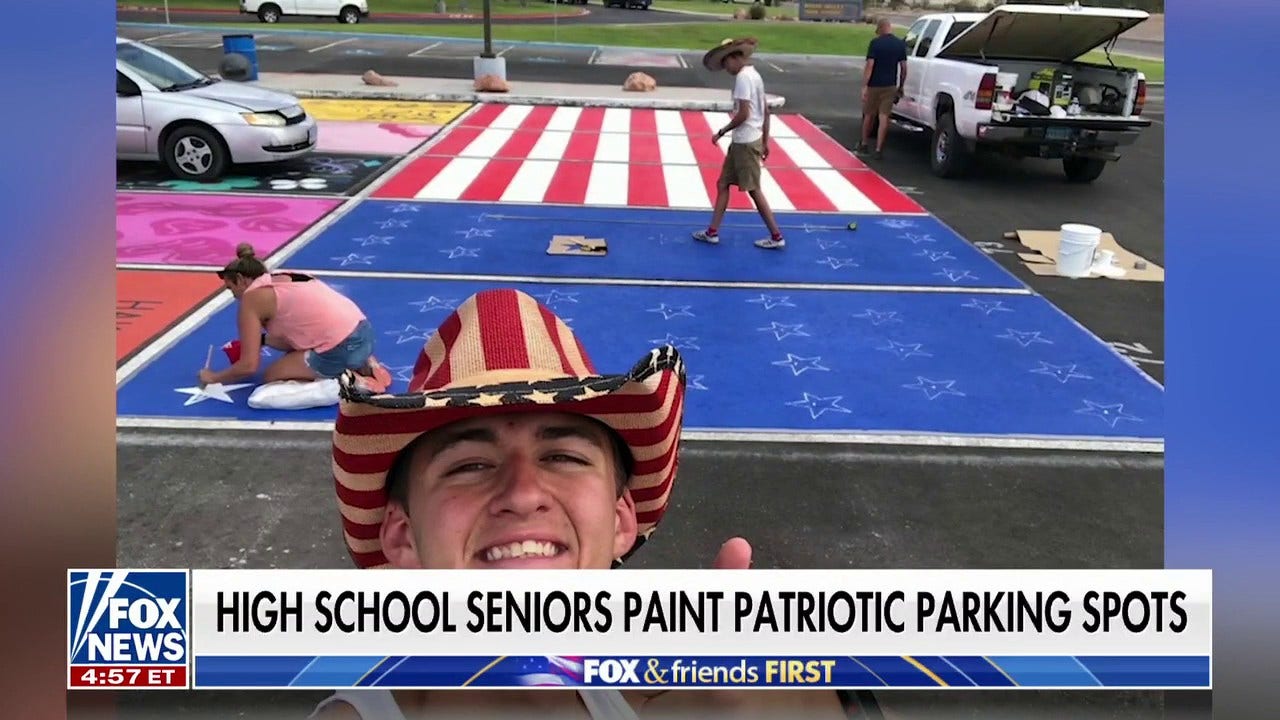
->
xmin=331 ymin=345 xmax=686 ymax=570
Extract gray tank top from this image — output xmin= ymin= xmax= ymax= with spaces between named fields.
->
xmin=309 ymin=688 xmax=640 ymax=720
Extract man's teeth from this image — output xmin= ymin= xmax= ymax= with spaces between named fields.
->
xmin=485 ymin=541 xmax=561 ymax=562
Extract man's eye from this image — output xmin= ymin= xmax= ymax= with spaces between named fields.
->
xmin=445 ymin=462 xmax=491 ymax=475
xmin=545 ymin=453 xmax=588 ymax=465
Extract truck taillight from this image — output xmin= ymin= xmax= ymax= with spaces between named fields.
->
xmin=976 ymin=73 xmax=996 ymax=110
xmin=1134 ymin=79 xmax=1146 ymax=116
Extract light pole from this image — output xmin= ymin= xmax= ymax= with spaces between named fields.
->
xmin=481 ymin=0 xmax=494 ymax=58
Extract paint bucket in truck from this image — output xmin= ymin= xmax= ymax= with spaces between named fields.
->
xmin=994 ymin=72 xmax=1017 ymax=111
xmin=1057 ymin=223 xmax=1102 ymax=278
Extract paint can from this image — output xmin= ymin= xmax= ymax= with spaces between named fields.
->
xmin=221 ymin=34 xmax=259 ymax=82
xmin=1057 ymin=223 xmax=1101 ymax=277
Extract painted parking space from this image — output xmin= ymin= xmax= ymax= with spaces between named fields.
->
xmin=372 ymin=104 xmax=914 ymax=212
xmin=115 ymin=275 xmax=1162 ymax=443
xmin=116 ymin=192 xmax=342 ymax=266
xmin=117 ymin=269 xmax=226 ymax=364
xmin=282 ymin=200 xmax=1023 ymax=289
xmin=314 ymin=120 xmax=445 ymax=155
xmin=117 ymin=153 xmax=398 ymax=197
xmin=299 ymin=99 xmax=472 ymax=125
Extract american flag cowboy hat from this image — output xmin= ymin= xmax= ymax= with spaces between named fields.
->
xmin=331 ymin=288 xmax=688 ymax=569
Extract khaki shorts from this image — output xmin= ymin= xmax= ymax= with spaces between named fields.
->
xmin=866 ymin=85 xmax=898 ymax=116
xmin=717 ymin=139 xmax=764 ymax=192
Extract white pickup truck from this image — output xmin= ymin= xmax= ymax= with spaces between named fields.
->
xmin=889 ymin=3 xmax=1153 ymax=182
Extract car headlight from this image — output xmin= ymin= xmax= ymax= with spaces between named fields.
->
xmin=241 ymin=112 xmax=286 ymax=127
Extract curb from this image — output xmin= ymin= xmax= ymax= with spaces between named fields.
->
xmin=118 ymin=20 xmax=856 ymax=60
xmin=263 ymin=84 xmax=787 ymax=111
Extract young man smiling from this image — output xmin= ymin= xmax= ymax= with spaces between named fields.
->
xmin=309 ymin=288 xmax=850 ymax=719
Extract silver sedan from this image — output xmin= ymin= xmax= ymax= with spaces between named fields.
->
xmin=116 ymin=37 xmax=318 ymax=181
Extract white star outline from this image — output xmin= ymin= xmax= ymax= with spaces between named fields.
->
xmin=818 ymin=256 xmax=859 ymax=270
xmin=934 ymin=268 xmax=978 ymax=283
xmin=786 ymin=393 xmax=852 ymax=419
xmin=816 ymin=238 xmax=845 ymax=250
xmin=648 ymin=333 xmax=700 ymax=351
xmin=901 ymin=233 xmax=937 ymax=244
xmin=440 ymin=246 xmax=480 ymax=259
xmin=174 ymin=383 xmax=252 ymax=406
xmin=389 ymin=203 xmax=421 ymax=213
xmin=962 ymin=299 xmax=1015 ymax=315
xmin=772 ymin=354 xmax=830 ymax=376
xmin=386 ymin=325 xmax=432 ymax=344
xmin=878 ymin=218 xmax=917 ymax=230
xmin=852 ymin=309 xmax=901 ymax=326
xmin=915 ymin=249 xmax=956 ymax=262
xmin=877 ymin=341 xmax=932 ymax=360
xmin=998 ymin=329 xmax=1054 ymax=347
xmin=757 ymin=322 xmax=810 ymax=341
xmin=646 ymin=303 xmax=695 ymax=320
xmin=376 ymin=218 xmax=411 ymax=230
xmin=688 ymin=375 xmax=709 ymax=391
xmin=746 ymin=294 xmax=797 ymax=310
xmin=455 ymin=227 xmax=494 ymax=239
xmin=534 ymin=290 xmax=579 ymax=309
xmin=1075 ymin=400 xmax=1143 ymax=427
xmin=385 ymin=365 xmax=418 ymax=383
xmin=331 ymin=253 xmax=374 ymax=267
xmin=902 ymin=377 xmax=966 ymax=400
xmin=408 ymin=296 xmax=458 ymax=313
xmin=1030 ymin=362 xmax=1093 ymax=383
xmin=351 ymin=234 xmax=393 ymax=247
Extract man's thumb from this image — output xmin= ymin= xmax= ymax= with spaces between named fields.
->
xmin=713 ymin=537 xmax=752 ymax=569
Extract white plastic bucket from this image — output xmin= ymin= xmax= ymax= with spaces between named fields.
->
xmin=1057 ymin=223 xmax=1101 ymax=277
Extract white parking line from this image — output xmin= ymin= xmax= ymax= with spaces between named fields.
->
xmin=141 ymin=31 xmax=191 ymax=42
xmin=310 ymin=37 xmax=356 ymax=53
xmin=407 ymin=42 xmax=442 ymax=57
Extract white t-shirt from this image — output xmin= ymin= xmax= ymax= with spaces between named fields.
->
xmin=730 ymin=65 xmax=767 ymax=144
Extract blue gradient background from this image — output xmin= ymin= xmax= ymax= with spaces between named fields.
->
xmin=1164 ymin=0 xmax=1279 ymax=716
xmin=4 ymin=1 xmax=1273 ymax=717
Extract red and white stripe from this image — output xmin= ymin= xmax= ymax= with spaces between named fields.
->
xmin=374 ymin=104 xmax=923 ymax=214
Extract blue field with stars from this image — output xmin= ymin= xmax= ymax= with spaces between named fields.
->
xmin=116 ymin=136 xmax=1164 ymax=448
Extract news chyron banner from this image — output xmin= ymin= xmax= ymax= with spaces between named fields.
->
xmin=69 ymin=569 xmax=1212 ymax=690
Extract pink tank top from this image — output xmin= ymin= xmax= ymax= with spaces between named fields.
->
xmin=248 ymin=274 xmax=366 ymax=353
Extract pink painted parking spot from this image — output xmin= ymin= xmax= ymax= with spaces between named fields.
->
xmin=115 ymin=192 xmax=342 ymax=266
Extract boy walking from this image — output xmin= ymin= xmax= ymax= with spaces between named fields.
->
xmin=693 ymin=37 xmax=786 ymax=250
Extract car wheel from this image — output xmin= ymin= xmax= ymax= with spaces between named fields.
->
xmin=163 ymin=124 xmax=228 ymax=182
xmin=258 ymin=3 xmax=281 ymax=22
xmin=1063 ymin=156 xmax=1106 ymax=183
xmin=930 ymin=111 xmax=970 ymax=178
xmin=338 ymin=5 xmax=361 ymax=22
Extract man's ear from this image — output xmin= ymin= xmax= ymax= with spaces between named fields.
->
xmin=379 ymin=502 xmax=423 ymax=569
xmin=612 ymin=486 xmax=639 ymax=561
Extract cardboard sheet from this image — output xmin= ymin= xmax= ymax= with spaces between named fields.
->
xmin=1004 ymin=230 xmax=1164 ymax=282
xmin=547 ymin=235 xmax=607 ymax=256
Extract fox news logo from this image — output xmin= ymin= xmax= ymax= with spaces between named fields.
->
xmin=67 ymin=570 xmax=189 ymax=689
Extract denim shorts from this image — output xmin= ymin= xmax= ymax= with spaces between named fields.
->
xmin=305 ymin=319 xmax=375 ymax=379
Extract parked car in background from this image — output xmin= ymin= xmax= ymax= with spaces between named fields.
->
xmin=240 ymin=0 xmax=370 ymax=23
xmin=116 ymin=37 xmax=317 ymax=182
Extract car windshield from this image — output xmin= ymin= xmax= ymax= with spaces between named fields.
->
xmin=116 ymin=41 xmax=213 ymax=91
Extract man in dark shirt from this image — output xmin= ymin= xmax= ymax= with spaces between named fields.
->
xmin=860 ymin=19 xmax=908 ymax=159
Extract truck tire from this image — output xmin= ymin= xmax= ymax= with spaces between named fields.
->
xmin=930 ymin=111 xmax=970 ymax=178
xmin=1063 ymin=156 xmax=1107 ymax=183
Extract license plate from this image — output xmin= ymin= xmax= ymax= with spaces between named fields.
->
xmin=1046 ymin=127 xmax=1072 ymax=140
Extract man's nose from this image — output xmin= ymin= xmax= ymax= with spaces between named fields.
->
xmin=490 ymin=455 xmax=551 ymax=516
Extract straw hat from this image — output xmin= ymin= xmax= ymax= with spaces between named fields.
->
xmin=331 ymin=288 xmax=687 ymax=569
xmin=702 ymin=36 xmax=758 ymax=71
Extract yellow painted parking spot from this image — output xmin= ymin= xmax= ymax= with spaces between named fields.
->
xmin=301 ymin=99 xmax=473 ymax=125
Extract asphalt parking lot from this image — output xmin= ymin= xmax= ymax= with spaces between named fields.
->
xmin=112 ymin=29 xmax=1167 ymax=718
